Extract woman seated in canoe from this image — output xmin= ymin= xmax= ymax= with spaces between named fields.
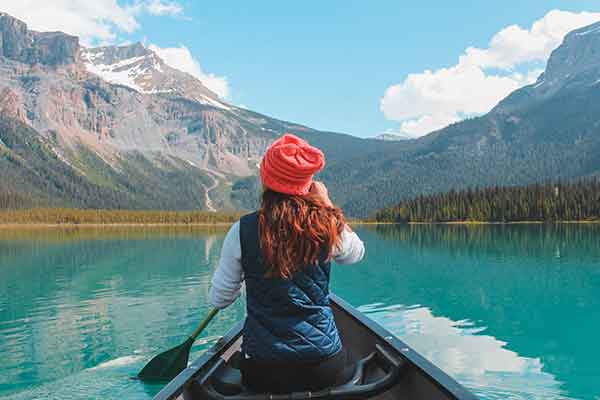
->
xmin=209 ymin=133 xmax=365 ymax=393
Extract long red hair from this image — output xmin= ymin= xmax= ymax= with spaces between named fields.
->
xmin=258 ymin=189 xmax=346 ymax=279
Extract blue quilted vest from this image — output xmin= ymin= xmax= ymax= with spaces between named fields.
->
xmin=239 ymin=212 xmax=342 ymax=363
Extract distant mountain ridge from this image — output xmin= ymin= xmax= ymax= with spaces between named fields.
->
xmin=373 ymin=132 xmax=413 ymax=141
xmin=321 ymin=18 xmax=600 ymax=216
xmin=1 ymin=12 xmax=599 ymax=216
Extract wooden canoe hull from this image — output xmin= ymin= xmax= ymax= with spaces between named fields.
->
xmin=154 ymin=294 xmax=478 ymax=400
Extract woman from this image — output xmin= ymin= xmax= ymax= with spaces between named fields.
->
xmin=209 ymin=133 xmax=365 ymax=393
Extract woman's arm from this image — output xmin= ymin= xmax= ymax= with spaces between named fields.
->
xmin=209 ymin=222 xmax=244 ymax=309
xmin=333 ymin=225 xmax=365 ymax=265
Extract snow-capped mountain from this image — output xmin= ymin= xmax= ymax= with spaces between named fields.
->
xmin=81 ymin=43 xmax=229 ymax=109
xmin=0 ymin=12 xmax=373 ymax=212
xmin=0 ymin=13 xmax=289 ymax=210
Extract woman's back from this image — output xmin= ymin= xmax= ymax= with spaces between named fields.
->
xmin=208 ymin=134 xmax=365 ymax=393
xmin=240 ymin=211 xmax=341 ymax=363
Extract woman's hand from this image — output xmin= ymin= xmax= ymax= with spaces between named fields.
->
xmin=309 ymin=181 xmax=334 ymax=207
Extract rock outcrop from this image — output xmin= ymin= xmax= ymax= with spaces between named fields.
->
xmin=0 ymin=13 xmax=79 ymax=65
xmin=495 ymin=20 xmax=600 ymax=113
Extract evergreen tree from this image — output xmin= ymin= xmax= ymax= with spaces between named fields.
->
xmin=373 ymin=179 xmax=600 ymax=223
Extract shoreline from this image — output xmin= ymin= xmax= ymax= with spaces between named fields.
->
xmin=352 ymin=220 xmax=600 ymax=225
xmin=404 ymin=220 xmax=600 ymax=225
xmin=0 ymin=220 xmax=598 ymax=229
xmin=0 ymin=223 xmax=234 ymax=229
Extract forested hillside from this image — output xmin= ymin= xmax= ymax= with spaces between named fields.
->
xmin=0 ymin=117 xmax=214 ymax=210
xmin=374 ymin=180 xmax=600 ymax=223
xmin=324 ymin=83 xmax=600 ymax=217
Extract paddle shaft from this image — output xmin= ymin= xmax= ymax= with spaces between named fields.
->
xmin=190 ymin=308 xmax=219 ymax=341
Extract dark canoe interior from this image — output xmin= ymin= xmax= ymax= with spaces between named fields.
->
xmin=154 ymin=294 xmax=478 ymax=400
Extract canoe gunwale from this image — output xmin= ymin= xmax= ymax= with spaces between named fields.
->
xmin=153 ymin=294 xmax=478 ymax=400
xmin=153 ymin=321 xmax=244 ymax=400
xmin=329 ymin=294 xmax=478 ymax=400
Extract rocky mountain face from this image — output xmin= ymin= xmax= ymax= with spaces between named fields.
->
xmin=543 ymin=22 xmax=600 ymax=83
xmin=495 ymin=21 xmax=600 ymax=113
xmin=1 ymin=13 xmax=365 ymax=210
xmin=0 ymin=13 xmax=79 ymax=65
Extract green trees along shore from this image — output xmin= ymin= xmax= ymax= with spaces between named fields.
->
xmin=374 ymin=180 xmax=600 ymax=223
xmin=1 ymin=180 xmax=598 ymax=225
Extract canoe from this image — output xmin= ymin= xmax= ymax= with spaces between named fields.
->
xmin=154 ymin=294 xmax=478 ymax=400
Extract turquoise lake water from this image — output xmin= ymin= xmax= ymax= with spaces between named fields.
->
xmin=1 ymin=224 xmax=599 ymax=399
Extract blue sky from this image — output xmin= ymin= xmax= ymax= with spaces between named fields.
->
xmin=4 ymin=1 xmax=600 ymax=137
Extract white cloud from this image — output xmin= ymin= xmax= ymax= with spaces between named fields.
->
xmin=130 ymin=0 xmax=183 ymax=17
xmin=462 ymin=10 xmax=600 ymax=69
xmin=1 ymin=0 xmax=184 ymax=45
xmin=146 ymin=0 xmax=183 ymax=16
xmin=1 ymin=1 xmax=229 ymax=98
xmin=381 ymin=65 xmax=533 ymax=126
xmin=149 ymin=44 xmax=230 ymax=99
xmin=1 ymin=0 xmax=138 ymax=45
xmin=381 ymin=10 xmax=600 ymax=138
xmin=399 ymin=114 xmax=461 ymax=138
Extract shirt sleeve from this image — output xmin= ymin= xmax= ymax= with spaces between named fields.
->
xmin=332 ymin=226 xmax=365 ymax=265
xmin=209 ymin=221 xmax=244 ymax=309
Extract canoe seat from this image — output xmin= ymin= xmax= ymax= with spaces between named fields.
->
xmin=198 ymin=344 xmax=405 ymax=399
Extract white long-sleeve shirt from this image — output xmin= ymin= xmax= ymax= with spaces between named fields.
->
xmin=209 ymin=222 xmax=365 ymax=309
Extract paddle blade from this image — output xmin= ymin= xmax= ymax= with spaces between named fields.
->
xmin=138 ymin=337 xmax=193 ymax=382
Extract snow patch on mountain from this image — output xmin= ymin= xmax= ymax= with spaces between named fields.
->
xmin=531 ymin=79 xmax=545 ymax=89
xmin=80 ymin=44 xmax=231 ymax=110
xmin=81 ymin=53 xmax=148 ymax=92
xmin=576 ymin=25 xmax=600 ymax=36
xmin=194 ymin=95 xmax=231 ymax=110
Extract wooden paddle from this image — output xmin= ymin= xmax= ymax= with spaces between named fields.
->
xmin=138 ymin=308 xmax=219 ymax=382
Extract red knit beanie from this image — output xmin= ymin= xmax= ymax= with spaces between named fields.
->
xmin=260 ymin=133 xmax=325 ymax=195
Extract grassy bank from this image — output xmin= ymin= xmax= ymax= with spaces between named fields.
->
xmin=0 ymin=208 xmax=242 ymax=226
xmin=1 ymin=209 xmax=597 ymax=227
